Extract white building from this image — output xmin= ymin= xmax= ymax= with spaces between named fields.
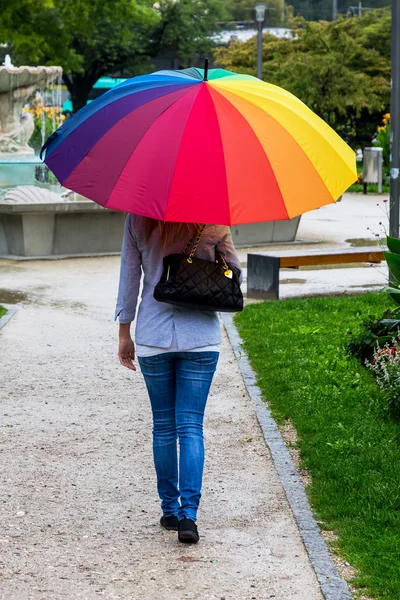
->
xmin=213 ymin=27 xmax=292 ymax=45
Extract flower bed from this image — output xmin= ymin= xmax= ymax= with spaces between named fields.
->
xmin=25 ymin=95 xmax=64 ymax=156
xmin=365 ymin=342 xmax=400 ymax=420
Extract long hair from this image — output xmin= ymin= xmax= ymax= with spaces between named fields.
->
xmin=142 ymin=217 xmax=202 ymax=249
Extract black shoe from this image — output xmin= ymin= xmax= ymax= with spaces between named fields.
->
xmin=178 ymin=518 xmax=199 ymax=544
xmin=160 ymin=515 xmax=179 ymax=531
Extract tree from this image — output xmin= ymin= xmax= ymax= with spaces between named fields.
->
xmin=0 ymin=0 xmax=67 ymax=66
xmin=151 ymin=0 xmax=226 ymax=69
xmin=2 ymin=0 xmax=229 ymax=111
xmin=2 ymin=0 xmax=158 ymax=112
xmin=215 ymin=8 xmax=390 ymax=148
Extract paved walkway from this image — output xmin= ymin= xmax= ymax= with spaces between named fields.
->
xmin=0 ymin=257 xmax=323 ymax=600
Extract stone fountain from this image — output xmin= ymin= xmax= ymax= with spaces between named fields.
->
xmin=0 ymin=58 xmax=125 ymax=258
xmin=0 ymin=56 xmax=63 ymax=192
xmin=0 ymin=57 xmax=62 ymax=157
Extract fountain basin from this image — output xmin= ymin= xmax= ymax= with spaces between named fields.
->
xmin=231 ymin=217 xmax=301 ymax=247
xmin=0 ymin=157 xmax=45 ymax=186
xmin=0 ymin=200 xmax=126 ymax=257
xmin=0 ymin=196 xmax=301 ymax=258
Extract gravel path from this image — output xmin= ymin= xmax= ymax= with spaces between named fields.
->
xmin=0 ymin=257 xmax=323 ymax=600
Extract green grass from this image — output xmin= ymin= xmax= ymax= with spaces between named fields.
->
xmin=347 ymin=183 xmax=389 ymax=194
xmin=235 ymin=293 xmax=400 ymax=600
xmin=0 ymin=305 xmax=7 ymax=319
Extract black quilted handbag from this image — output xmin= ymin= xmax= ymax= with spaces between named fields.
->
xmin=153 ymin=225 xmax=243 ymax=313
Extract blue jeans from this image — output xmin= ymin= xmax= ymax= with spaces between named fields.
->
xmin=138 ymin=351 xmax=219 ymax=522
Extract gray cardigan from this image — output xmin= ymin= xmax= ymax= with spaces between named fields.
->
xmin=115 ymin=215 xmax=242 ymax=350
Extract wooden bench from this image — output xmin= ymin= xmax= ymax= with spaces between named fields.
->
xmin=247 ymin=246 xmax=386 ymax=300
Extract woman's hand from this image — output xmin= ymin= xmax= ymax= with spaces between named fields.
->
xmin=118 ymin=323 xmax=136 ymax=371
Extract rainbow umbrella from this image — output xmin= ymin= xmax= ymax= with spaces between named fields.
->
xmin=41 ymin=65 xmax=356 ymax=226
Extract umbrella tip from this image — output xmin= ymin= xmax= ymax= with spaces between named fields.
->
xmin=204 ymin=58 xmax=209 ymax=82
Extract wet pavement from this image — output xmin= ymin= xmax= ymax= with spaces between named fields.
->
xmin=0 ymin=255 xmax=323 ymax=600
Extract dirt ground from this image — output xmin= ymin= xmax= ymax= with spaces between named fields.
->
xmin=0 ymin=256 xmax=323 ymax=600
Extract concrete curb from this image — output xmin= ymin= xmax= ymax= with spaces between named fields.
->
xmin=0 ymin=252 xmax=121 ymax=261
xmin=221 ymin=312 xmax=352 ymax=600
xmin=0 ymin=304 xmax=21 ymax=330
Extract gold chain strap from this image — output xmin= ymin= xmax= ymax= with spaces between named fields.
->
xmin=183 ymin=225 xmax=233 ymax=278
xmin=217 ymin=251 xmax=229 ymax=271
xmin=183 ymin=224 xmax=206 ymax=263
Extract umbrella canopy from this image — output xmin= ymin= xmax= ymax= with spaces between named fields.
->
xmin=42 ymin=67 xmax=356 ymax=226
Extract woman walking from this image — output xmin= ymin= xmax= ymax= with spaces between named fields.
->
xmin=115 ymin=215 xmax=241 ymax=544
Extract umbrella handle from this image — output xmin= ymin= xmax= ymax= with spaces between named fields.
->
xmin=204 ymin=59 xmax=209 ymax=82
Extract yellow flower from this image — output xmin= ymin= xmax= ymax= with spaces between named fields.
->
xmin=61 ymin=114 xmax=66 ymax=121
xmin=384 ymin=113 xmax=390 ymax=120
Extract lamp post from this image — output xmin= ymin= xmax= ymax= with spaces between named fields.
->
xmin=255 ymin=3 xmax=266 ymax=80
xmin=390 ymin=0 xmax=400 ymax=240
xmin=332 ymin=0 xmax=337 ymax=20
